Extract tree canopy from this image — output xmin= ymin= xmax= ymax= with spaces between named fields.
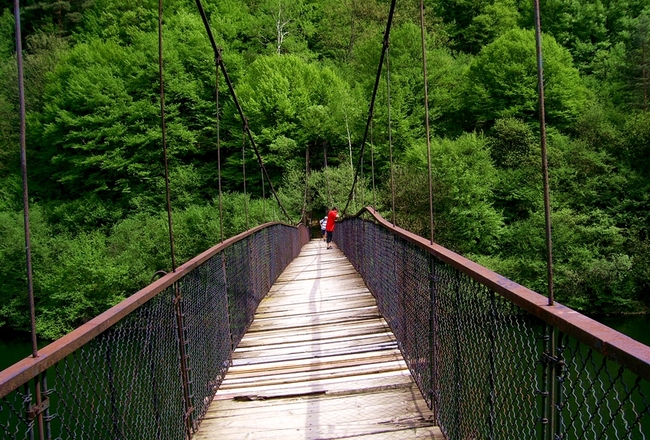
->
xmin=1 ymin=0 xmax=649 ymax=338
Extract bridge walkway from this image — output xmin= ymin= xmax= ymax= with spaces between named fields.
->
xmin=194 ymin=239 xmax=442 ymax=439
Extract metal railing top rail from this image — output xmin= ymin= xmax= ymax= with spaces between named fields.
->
xmin=344 ymin=207 xmax=650 ymax=382
xmin=0 ymin=221 xmax=303 ymax=399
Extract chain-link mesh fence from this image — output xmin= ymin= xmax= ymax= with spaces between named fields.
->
xmin=0 ymin=223 xmax=309 ymax=440
xmin=337 ymin=210 xmax=650 ymax=440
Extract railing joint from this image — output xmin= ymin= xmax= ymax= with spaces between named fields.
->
xmin=26 ymin=398 xmax=49 ymax=421
xmin=541 ymin=351 xmax=559 ymax=366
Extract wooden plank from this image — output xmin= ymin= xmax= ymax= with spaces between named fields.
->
xmin=227 ymin=350 xmax=405 ymax=376
xmin=236 ymin=321 xmax=392 ymax=347
xmin=204 ymin=386 xmax=430 ymax=417
xmin=194 ymin=239 xmax=440 ymax=439
xmin=221 ymin=360 xmax=408 ymax=388
xmin=232 ymin=333 xmax=397 ymax=357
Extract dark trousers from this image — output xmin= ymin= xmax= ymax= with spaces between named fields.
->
xmin=326 ymin=231 xmax=333 ymax=243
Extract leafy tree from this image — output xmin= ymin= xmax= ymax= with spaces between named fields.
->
xmin=487 ymin=118 xmax=541 ymax=224
xmin=0 ymin=8 xmax=14 ymax=59
xmin=624 ymin=10 xmax=650 ymax=112
xmin=462 ymin=0 xmax=521 ymax=53
xmin=464 ymin=28 xmax=589 ymax=130
xmin=312 ymin=0 xmax=386 ymax=62
xmin=399 ymin=132 xmax=503 ymax=255
xmin=234 ymin=54 xmax=361 ymax=177
xmin=19 ymin=0 xmax=94 ymax=38
xmin=521 ymin=0 xmax=609 ymax=72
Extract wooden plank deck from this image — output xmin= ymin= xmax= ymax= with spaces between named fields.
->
xmin=194 ymin=239 xmax=442 ymax=439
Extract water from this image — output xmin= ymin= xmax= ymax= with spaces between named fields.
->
xmin=595 ymin=314 xmax=650 ymax=346
xmin=0 ymin=333 xmax=36 ymax=372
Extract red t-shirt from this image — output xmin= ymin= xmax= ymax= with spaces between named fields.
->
xmin=326 ymin=210 xmax=338 ymax=232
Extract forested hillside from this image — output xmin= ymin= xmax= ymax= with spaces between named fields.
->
xmin=1 ymin=0 xmax=649 ymax=339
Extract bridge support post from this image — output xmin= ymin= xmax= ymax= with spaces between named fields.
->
xmin=173 ymin=283 xmax=195 ymax=438
xmin=429 ymin=255 xmax=439 ymax=424
xmin=539 ymin=324 xmax=560 ymax=440
xmin=428 ymin=257 xmax=438 ymax=422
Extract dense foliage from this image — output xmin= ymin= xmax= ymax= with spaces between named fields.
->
xmin=1 ymin=0 xmax=649 ymax=339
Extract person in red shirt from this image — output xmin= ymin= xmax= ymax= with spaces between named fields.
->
xmin=325 ymin=207 xmax=339 ymax=249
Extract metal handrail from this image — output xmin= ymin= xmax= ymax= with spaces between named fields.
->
xmin=0 ymin=221 xmax=305 ymax=399
xmin=344 ymin=206 xmax=650 ymax=381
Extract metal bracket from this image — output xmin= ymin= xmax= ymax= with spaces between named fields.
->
xmin=542 ymin=351 xmax=559 ymax=365
xmin=27 ymin=398 xmax=50 ymax=421
xmin=541 ymin=352 xmax=565 ymax=374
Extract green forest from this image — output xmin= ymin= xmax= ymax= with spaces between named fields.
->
xmin=1 ymin=0 xmax=649 ymax=340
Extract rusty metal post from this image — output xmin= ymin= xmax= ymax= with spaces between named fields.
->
xmin=173 ymin=284 xmax=195 ymax=437
xmin=428 ymin=256 xmax=438 ymax=422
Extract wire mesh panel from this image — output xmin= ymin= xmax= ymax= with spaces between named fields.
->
xmin=431 ymin=261 xmax=541 ymax=439
xmin=8 ymin=285 xmax=187 ymax=440
xmin=224 ymin=238 xmax=254 ymax=348
xmin=338 ymin=217 xmax=433 ymax=408
xmin=60 ymin=287 xmax=184 ymax=439
xmin=555 ymin=333 xmax=650 ymax=439
xmin=0 ymin=223 xmax=309 ymax=440
xmin=337 ymin=209 xmax=650 ymax=440
xmin=179 ymin=252 xmax=231 ymax=426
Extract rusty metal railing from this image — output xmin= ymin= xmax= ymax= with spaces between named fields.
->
xmin=0 ymin=223 xmax=310 ymax=439
xmin=337 ymin=208 xmax=650 ymax=440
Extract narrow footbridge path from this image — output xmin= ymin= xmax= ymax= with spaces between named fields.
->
xmin=195 ymin=239 xmax=442 ymax=439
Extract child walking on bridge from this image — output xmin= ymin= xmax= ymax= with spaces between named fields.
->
xmin=325 ymin=207 xmax=339 ymax=249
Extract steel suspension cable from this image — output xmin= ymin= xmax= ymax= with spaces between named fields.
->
xmin=15 ymin=7 xmax=51 ymax=434
xmin=357 ymin=143 xmax=366 ymax=209
xmin=14 ymin=0 xmax=37 ymax=360
xmin=242 ymin=123 xmax=249 ymax=230
xmin=215 ymin=61 xmax=224 ymax=243
xmin=386 ymin=43 xmax=396 ymax=226
xmin=370 ymin=120 xmax=377 ymax=210
xmin=342 ymin=0 xmax=397 ymax=216
xmin=323 ymin=142 xmax=332 ymax=207
xmin=158 ymin=0 xmax=176 ymax=272
xmin=533 ymin=0 xmax=555 ymax=306
xmin=302 ymin=145 xmax=309 ymax=225
xmin=261 ymin=164 xmax=266 ymax=220
xmin=194 ymin=0 xmax=292 ymax=224
xmin=158 ymin=2 xmax=193 ymax=437
xmin=420 ymin=0 xmax=434 ymax=245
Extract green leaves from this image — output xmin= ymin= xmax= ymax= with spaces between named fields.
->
xmin=400 ymin=132 xmax=503 ymax=255
xmin=465 ymin=28 xmax=588 ymax=128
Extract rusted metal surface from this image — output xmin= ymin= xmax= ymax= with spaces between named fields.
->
xmin=0 ymin=223 xmax=309 ymax=399
xmin=346 ymin=207 xmax=650 ymax=382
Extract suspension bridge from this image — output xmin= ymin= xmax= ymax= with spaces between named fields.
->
xmin=2 ymin=0 xmax=650 ymax=438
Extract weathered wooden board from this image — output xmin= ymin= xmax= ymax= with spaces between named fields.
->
xmin=193 ymin=239 xmax=442 ymax=439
